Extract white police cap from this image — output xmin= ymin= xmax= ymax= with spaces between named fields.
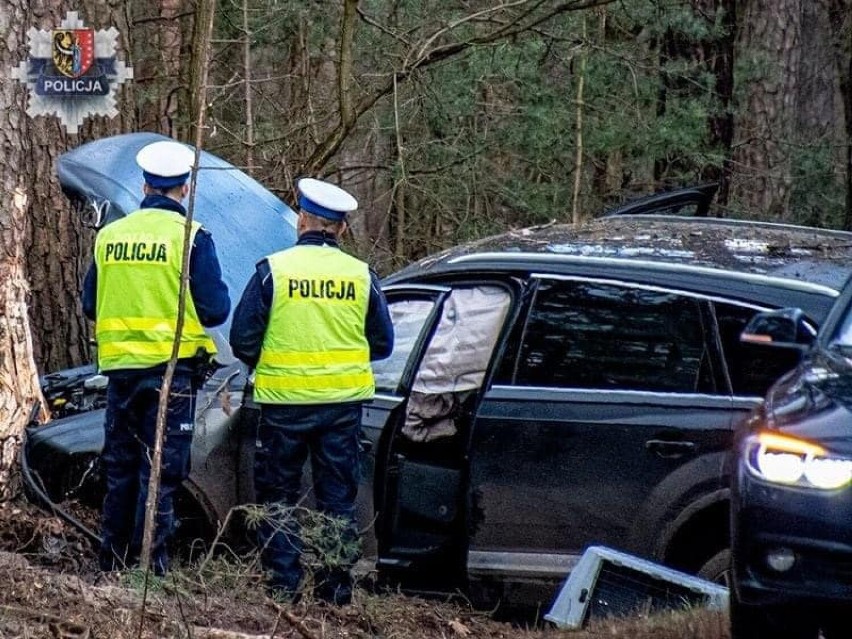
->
xmin=297 ymin=178 xmax=358 ymax=221
xmin=136 ymin=140 xmax=195 ymax=189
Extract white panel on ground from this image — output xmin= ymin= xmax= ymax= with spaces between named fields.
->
xmin=545 ymin=545 xmax=729 ymax=629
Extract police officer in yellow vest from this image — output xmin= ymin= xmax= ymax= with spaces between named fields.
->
xmin=81 ymin=140 xmax=230 ymax=575
xmin=230 ymin=178 xmax=393 ymax=604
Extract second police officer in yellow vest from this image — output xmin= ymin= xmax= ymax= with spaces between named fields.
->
xmin=230 ymin=178 xmax=394 ymax=605
xmin=82 ymin=140 xmax=230 ymax=575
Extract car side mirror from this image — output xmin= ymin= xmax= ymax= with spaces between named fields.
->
xmin=740 ymin=308 xmax=815 ymax=350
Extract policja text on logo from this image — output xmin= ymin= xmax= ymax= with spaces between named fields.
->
xmin=40 ymin=77 xmax=108 ymax=96
xmin=287 ymin=278 xmax=358 ymax=301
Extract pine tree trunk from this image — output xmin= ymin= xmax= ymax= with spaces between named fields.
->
xmin=0 ymin=0 xmax=47 ymax=497
xmin=0 ymin=261 xmax=42 ymax=499
xmin=132 ymin=0 xmax=189 ymax=137
xmin=24 ymin=115 xmax=110 ymax=374
xmin=732 ymin=0 xmax=802 ymax=220
xmin=829 ymin=0 xmax=852 ymax=228
xmin=1 ymin=0 xmax=143 ymax=493
xmin=697 ymin=0 xmax=736 ymax=207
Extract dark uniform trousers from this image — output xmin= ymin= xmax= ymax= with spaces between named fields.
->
xmin=99 ymin=373 xmax=195 ymax=575
xmin=254 ymin=402 xmax=362 ymax=604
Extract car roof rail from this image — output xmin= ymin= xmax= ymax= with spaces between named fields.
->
xmin=603 ymin=183 xmax=718 ymax=218
xmin=611 ymin=213 xmax=852 ymax=239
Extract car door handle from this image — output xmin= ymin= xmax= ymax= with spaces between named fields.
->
xmin=645 ymin=439 xmax=697 ymax=459
xmin=359 ymin=434 xmax=374 ymax=454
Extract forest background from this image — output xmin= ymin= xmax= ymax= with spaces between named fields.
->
xmin=0 ymin=0 xmax=850 ymax=468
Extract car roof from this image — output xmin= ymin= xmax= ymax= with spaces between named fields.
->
xmin=389 ymin=215 xmax=852 ymax=293
xmin=385 ymin=214 xmax=852 ymax=325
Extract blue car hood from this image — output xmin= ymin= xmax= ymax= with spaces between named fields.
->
xmin=57 ymin=132 xmax=298 ymax=363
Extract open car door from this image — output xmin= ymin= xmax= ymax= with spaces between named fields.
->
xmin=359 ymin=284 xmax=451 ymax=556
xmin=370 ymin=283 xmax=514 ymax=588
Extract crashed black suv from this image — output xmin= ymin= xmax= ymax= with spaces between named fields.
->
xmin=368 ymin=211 xmax=852 ymax=602
xmin=23 ymin=134 xmax=852 ymax=607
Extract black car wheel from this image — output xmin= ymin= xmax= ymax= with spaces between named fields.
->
xmin=730 ymin=590 xmax=820 ymax=639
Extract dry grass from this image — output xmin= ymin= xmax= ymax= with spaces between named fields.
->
xmin=0 ymin=500 xmax=730 ymax=638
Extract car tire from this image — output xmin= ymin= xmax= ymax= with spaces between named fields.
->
xmin=696 ymin=548 xmax=731 ymax=586
xmin=730 ymin=589 xmax=820 ymax=639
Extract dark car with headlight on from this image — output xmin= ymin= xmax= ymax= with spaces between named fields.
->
xmin=731 ymin=277 xmax=852 ymax=639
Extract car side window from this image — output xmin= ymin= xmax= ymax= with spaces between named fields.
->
xmin=514 ymin=279 xmax=713 ymax=393
xmin=713 ymin=301 xmax=802 ymax=397
xmin=372 ymin=298 xmax=438 ymax=394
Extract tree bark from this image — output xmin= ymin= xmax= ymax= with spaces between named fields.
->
xmin=23 ymin=117 xmax=95 ymax=374
xmin=132 ymin=0 xmax=189 ymax=137
xmin=828 ymin=0 xmax=852 ymax=228
xmin=732 ymin=0 xmax=802 ymax=220
xmin=698 ymin=0 xmax=736 ymax=207
xmin=0 ymin=0 xmax=48 ymax=497
xmin=797 ymin=0 xmax=839 ymax=138
xmin=242 ymin=0 xmax=255 ymax=174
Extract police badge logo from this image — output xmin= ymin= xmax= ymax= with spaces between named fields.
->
xmin=52 ymin=29 xmax=95 ymax=78
xmin=11 ymin=12 xmax=133 ymax=134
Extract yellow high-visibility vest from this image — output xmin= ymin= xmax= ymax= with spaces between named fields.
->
xmin=93 ymin=208 xmax=217 ymax=371
xmin=254 ymin=244 xmax=374 ymax=404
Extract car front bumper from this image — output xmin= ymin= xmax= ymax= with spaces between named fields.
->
xmin=732 ymin=466 xmax=852 ymax=606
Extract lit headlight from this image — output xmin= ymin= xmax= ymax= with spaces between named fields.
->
xmin=745 ymin=432 xmax=852 ymax=490
xmin=804 ymin=458 xmax=852 ymax=490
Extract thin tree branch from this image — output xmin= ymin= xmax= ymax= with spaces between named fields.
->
xmin=243 ymin=0 xmax=255 ymax=174
xmin=355 ymin=5 xmax=411 ymax=46
xmin=304 ymin=0 xmax=616 ymax=172
xmin=137 ymin=0 xmax=217 ymax=635
xmin=270 ymin=603 xmax=318 ymax=639
xmin=571 ymin=15 xmax=587 ymax=224
xmin=409 ymin=0 xmax=533 ymax=66
xmin=392 ymin=73 xmax=407 ymax=260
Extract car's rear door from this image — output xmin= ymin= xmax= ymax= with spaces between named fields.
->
xmin=466 ymin=275 xmax=735 ymax=582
